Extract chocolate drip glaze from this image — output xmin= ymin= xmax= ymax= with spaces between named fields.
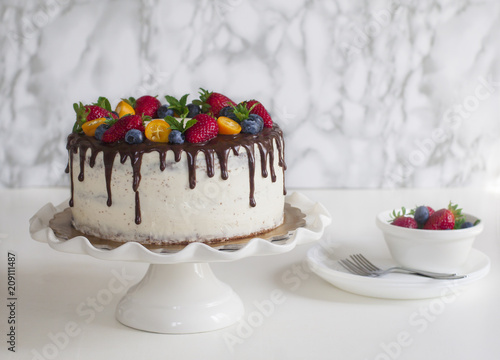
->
xmin=66 ymin=125 xmax=286 ymax=225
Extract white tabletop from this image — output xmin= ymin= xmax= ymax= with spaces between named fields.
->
xmin=2 ymin=187 xmax=499 ymax=360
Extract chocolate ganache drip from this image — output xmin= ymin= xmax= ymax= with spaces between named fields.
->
xmin=66 ymin=125 xmax=286 ymax=225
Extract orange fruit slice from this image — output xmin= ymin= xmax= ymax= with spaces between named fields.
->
xmin=217 ymin=116 xmax=241 ymax=135
xmin=115 ymin=100 xmax=135 ymax=118
xmin=82 ymin=117 xmax=107 ymax=136
xmin=145 ymin=119 xmax=171 ymax=142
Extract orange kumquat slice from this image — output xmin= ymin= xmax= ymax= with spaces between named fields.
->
xmin=217 ymin=116 xmax=241 ymax=135
xmin=145 ymin=119 xmax=171 ymax=142
xmin=82 ymin=117 xmax=107 ymax=136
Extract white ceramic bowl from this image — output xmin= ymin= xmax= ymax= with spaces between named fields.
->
xmin=376 ymin=210 xmax=484 ymax=273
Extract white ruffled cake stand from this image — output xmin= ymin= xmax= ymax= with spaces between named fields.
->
xmin=29 ymin=192 xmax=331 ymax=334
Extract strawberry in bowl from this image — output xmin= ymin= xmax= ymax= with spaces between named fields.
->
xmin=377 ymin=203 xmax=483 ymax=273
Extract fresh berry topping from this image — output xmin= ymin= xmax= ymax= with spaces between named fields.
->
xmin=156 ymin=104 xmax=174 ymax=119
xmin=241 ymin=115 xmax=263 ymax=134
xmin=145 ymin=119 xmax=171 ymax=143
xmin=244 ymin=100 xmax=272 ymax=128
xmin=101 ymin=115 xmax=145 ymax=143
xmin=169 ymin=130 xmax=185 ymax=144
xmin=392 ymin=216 xmax=418 ymax=229
xmin=390 ymin=203 xmax=476 ymax=230
xmin=219 ymin=106 xmax=239 ymax=121
xmin=423 ymin=209 xmax=455 ymax=230
xmin=248 ymin=114 xmax=264 ymax=130
xmin=185 ymin=114 xmax=218 ymax=143
xmin=72 ymin=97 xmax=116 ymax=133
xmin=133 ymin=95 xmax=161 ymax=117
xmin=389 ymin=207 xmax=418 ymax=228
xmin=413 ymin=206 xmax=430 ymax=226
xmin=82 ymin=117 xmax=108 ymax=136
xmin=125 ymin=129 xmax=144 ymax=144
xmin=94 ymin=124 xmax=110 ymax=141
xmin=225 ymin=103 xmax=254 ymax=123
xmin=83 ymin=105 xmax=114 ymax=121
xmin=217 ymin=116 xmax=241 ymax=135
xmin=460 ymin=221 xmax=474 ymax=229
xmin=195 ymin=88 xmax=236 ymax=118
xmin=115 ymin=100 xmax=135 ymax=118
xmin=421 ymin=203 xmax=462 ymax=230
xmin=187 ymin=103 xmax=201 ymax=118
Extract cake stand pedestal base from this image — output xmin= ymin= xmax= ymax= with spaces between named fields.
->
xmin=30 ymin=192 xmax=332 ymax=334
xmin=115 ymin=262 xmax=244 ymax=334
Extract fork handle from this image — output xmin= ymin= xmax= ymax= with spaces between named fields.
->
xmin=393 ymin=268 xmax=465 ymax=279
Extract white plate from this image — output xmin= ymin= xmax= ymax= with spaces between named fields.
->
xmin=307 ymin=244 xmax=490 ymax=300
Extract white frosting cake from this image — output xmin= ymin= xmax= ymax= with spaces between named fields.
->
xmin=66 ymin=125 xmax=286 ymax=245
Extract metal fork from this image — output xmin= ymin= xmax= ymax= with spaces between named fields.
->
xmin=339 ymin=254 xmax=467 ymax=279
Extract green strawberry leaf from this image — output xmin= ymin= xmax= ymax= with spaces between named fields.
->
xmin=72 ymin=102 xmax=90 ymax=133
xmin=194 ymin=88 xmax=214 ymax=113
xmin=124 ymin=97 xmax=136 ymax=108
xmin=165 ymin=95 xmax=179 ymax=107
xmin=198 ymin=88 xmax=212 ymax=102
xmin=164 ymin=115 xmax=197 ymax=133
xmin=389 ymin=206 xmax=406 ymax=222
xmin=104 ymin=116 xmax=118 ymax=127
xmin=232 ymin=103 xmax=252 ymax=122
xmin=95 ymin=97 xmax=112 ymax=112
xmin=179 ymin=94 xmax=189 ymax=107
xmin=192 ymin=99 xmax=211 ymax=113
xmin=185 ymin=118 xmax=197 ymax=131
xmin=448 ymin=202 xmax=464 ymax=228
xmin=454 ymin=217 xmax=465 ymax=229
xmin=165 ymin=94 xmax=190 ymax=118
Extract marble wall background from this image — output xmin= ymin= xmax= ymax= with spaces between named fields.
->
xmin=1 ymin=0 xmax=500 ymax=189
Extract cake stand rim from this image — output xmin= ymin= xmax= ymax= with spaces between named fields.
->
xmin=29 ymin=191 xmax=332 ymax=264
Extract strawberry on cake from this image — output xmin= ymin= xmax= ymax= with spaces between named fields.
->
xmin=66 ymin=89 xmax=286 ymax=245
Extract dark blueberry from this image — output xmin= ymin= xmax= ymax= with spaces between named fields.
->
xmin=95 ymin=124 xmax=110 ymax=141
xmin=219 ymin=106 xmax=232 ymax=117
xmin=125 ymin=129 xmax=144 ymax=144
xmin=169 ymin=130 xmax=185 ymax=144
xmin=187 ymin=104 xmax=201 ymax=118
xmin=156 ymin=104 xmax=174 ymax=119
xmin=460 ymin=221 xmax=474 ymax=229
xmin=241 ymin=118 xmax=262 ymax=134
xmin=248 ymin=114 xmax=264 ymax=131
xmin=414 ymin=206 xmax=430 ymax=225
xmin=112 ymin=111 xmax=119 ymax=118
xmin=219 ymin=106 xmax=238 ymax=121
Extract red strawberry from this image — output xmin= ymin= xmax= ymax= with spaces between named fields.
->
xmin=134 ymin=95 xmax=161 ymax=117
xmin=185 ymin=114 xmax=218 ymax=143
xmin=85 ymin=105 xmax=115 ymax=121
xmin=392 ymin=216 xmax=418 ymax=229
xmin=197 ymin=88 xmax=236 ymax=117
xmin=423 ymin=203 xmax=462 ymax=230
xmin=427 ymin=206 xmax=435 ymax=216
xmin=101 ymin=115 xmax=145 ymax=143
xmin=390 ymin=207 xmax=417 ymax=228
xmin=245 ymin=100 xmax=273 ymax=128
xmin=423 ymin=209 xmax=454 ymax=230
xmin=72 ymin=97 xmax=117 ymax=133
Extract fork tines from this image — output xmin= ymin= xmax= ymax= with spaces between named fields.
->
xmin=339 ymin=256 xmax=375 ymax=277
xmin=350 ymin=254 xmax=380 ymax=271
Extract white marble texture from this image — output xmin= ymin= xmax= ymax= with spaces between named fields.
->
xmin=1 ymin=0 xmax=500 ymax=188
